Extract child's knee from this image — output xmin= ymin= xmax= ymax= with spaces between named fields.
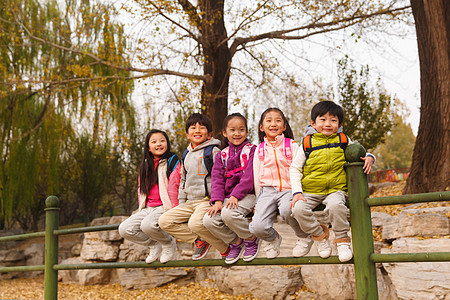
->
xmin=118 ymin=222 xmax=130 ymax=238
xmin=158 ymin=213 xmax=171 ymax=230
xmin=187 ymin=217 xmax=205 ymax=234
xmin=202 ymin=213 xmax=214 ymax=230
xmin=140 ymin=219 xmax=159 ymax=234
xmin=220 ymin=208 xmax=236 ymax=223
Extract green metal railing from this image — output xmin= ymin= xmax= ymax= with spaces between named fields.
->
xmin=1 ymin=145 xmax=449 ymax=300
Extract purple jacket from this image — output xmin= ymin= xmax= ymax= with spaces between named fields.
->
xmin=210 ymin=140 xmax=256 ymax=204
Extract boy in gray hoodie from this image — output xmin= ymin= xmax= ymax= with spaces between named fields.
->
xmin=159 ymin=113 xmax=230 ymax=260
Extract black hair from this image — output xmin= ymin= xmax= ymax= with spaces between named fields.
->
xmin=221 ymin=112 xmax=248 ymax=147
xmin=311 ymin=101 xmax=345 ymax=125
xmin=139 ymin=129 xmax=175 ymax=195
xmin=185 ymin=113 xmax=213 ymax=133
xmin=258 ymin=107 xmax=294 ymax=142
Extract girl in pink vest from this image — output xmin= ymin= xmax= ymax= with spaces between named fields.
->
xmin=118 ymin=129 xmax=181 ymax=264
xmin=249 ymin=108 xmax=308 ymax=258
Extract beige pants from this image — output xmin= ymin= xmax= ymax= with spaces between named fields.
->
xmin=158 ymin=198 xmax=229 ymax=253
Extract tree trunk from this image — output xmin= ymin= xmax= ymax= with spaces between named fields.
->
xmin=404 ymin=0 xmax=450 ymax=193
xmin=200 ymin=0 xmax=231 ymax=138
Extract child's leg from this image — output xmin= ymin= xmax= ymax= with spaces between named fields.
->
xmin=158 ymin=202 xmax=198 ymax=244
xmin=221 ymin=194 xmax=255 ymax=240
xmin=202 ymin=199 xmax=238 ymax=245
xmin=291 ymin=193 xmax=326 ymax=236
xmin=140 ymin=205 xmax=174 ymax=246
xmin=118 ymin=208 xmax=157 ymax=246
xmin=249 ymin=187 xmax=279 ymax=242
xmin=188 ymin=198 xmax=229 ymax=253
xmin=276 ymin=191 xmax=309 ymax=239
xmin=322 ymin=191 xmax=350 ymax=239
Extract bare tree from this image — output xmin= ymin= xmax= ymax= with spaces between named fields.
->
xmin=404 ymin=0 xmax=450 ymax=193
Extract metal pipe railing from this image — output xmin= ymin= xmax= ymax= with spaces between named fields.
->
xmin=1 ymin=144 xmax=449 ymax=300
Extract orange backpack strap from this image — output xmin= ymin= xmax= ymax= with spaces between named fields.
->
xmin=302 ymin=135 xmax=313 ymax=159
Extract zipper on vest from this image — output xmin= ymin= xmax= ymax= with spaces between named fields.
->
xmin=273 ymin=147 xmax=283 ymax=190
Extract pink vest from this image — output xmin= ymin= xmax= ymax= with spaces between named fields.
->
xmin=258 ymin=135 xmax=294 ymax=191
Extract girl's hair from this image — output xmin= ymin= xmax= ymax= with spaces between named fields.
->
xmin=258 ymin=107 xmax=294 ymax=142
xmin=139 ymin=129 xmax=174 ymax=195
xmin=222 ymin=112 xmax=248 ymax=147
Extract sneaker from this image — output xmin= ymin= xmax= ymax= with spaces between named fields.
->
xmin=225 ymin=240 xmax=245 ymax=264
xmin=337 ymin=242 xmax=353 ymax=262
xmin=145 ymin=243 xmax=162 ymax=264
xmin=292 ymin=237 xmax=314 ymax=257
xmin=220 ymin=246 xmax=231 ymax=259
xmin=192 ymin=239 xmax=211 ymax=260
xmin=317 ymin=238 xmax=332 ymax=259
xmin=243 ymin=237 xmax=261 ymax=262
xmin=160 ymin=238 xmax=177 ymax=264
xmin=264 ymin=233 xmax=282 ymax=259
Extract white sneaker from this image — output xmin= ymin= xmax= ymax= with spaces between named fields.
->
xmin=317 ymin=238 xmax=332 ymax=258
xmin=293 ymin=237 xmax=314 ymax=257
xmin=337 ymin=242 xmax=353 ymax=262
xmin=160 ymin=238 xmax=177 ymax=263
xmin=264 ymin=233 xmax=282 ymax=259
xmin=145 ymin=243 xmax=162 ymax=263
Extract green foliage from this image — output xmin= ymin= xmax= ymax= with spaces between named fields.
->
xmin=373 ymin=114 xmax=416 ymax=170
xmin=0 ymin=0 xmax=136 ymax=228
xmin=338 ymin=56 xmax=394 ymax=151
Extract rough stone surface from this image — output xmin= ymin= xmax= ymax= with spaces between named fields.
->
xmin=80 ymin=238 xmax=120 ymax=262
xmin=121 ymin=268 xmax=191 ymax=290
xmin=58 ymin=257 xmax=86 ymax=283
xmin=78 ymin=268 xmax=112 ymax=285
xmin=371 ymin=211 xmax=395 ymax=227
xmin=206 ymin=266 xmax=303 ymax=300
xmin=381 ymin=238 xmax=450 ymax=300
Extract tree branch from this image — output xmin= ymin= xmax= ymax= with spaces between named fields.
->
xmin=230 ymin=5 xmax=411 ymax=56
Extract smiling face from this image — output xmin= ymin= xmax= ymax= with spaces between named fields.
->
xmin=311 ymin=112 xmax=341 ymax=136
xmin=223 ymin=117 xmax=247 ymax=146
xmin=186 ymin=122 xmax=211 ymax=148
xmin=148 ymin=132 xmax=168 ymax=158
xmin=259 ymin=110 xmax=286 ymax=141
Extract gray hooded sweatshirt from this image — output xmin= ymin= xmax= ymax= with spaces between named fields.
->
xmin=178 ymin=138 xmax=221 ymax=202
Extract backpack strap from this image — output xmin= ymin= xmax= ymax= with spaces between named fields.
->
xmin=166 ymin=154 xmax=180 ymax=178
xmin=224 ymin=144 xmax=255 ymax=178
xmin=303 ymin=133 xmax=349 ymax=160
xmin=284 ymin=138 xmax=293 ymax=161
xmin=220 ymin=147 xmax=230 ymax=171
xmin=203 ymin=145 xmax=215 ymax=196
xmin=302 ymin=135 xmax=313 ymax=159
xmin=258 ymin=142 xmax=265 ymax=161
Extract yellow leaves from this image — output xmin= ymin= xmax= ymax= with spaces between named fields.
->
xmin=67 ymin=64 xmax=93 ymax=78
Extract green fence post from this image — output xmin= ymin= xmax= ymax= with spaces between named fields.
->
xmin=44 ymin=196 xmax=60 ymax=300
xmin=345 ymin=144 xmax=378 ymax=300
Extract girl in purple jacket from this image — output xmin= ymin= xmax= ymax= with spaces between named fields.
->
xmin=203 ymin=113 xmax=261 ymax=264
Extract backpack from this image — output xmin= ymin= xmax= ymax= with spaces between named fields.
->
xmin=302 ymin=132 xmax=348 ymax=160
xmin=220 ymin=143 xmax=256 ymax=178
xmin=257 ymin=138 xmax=293 ymax=162
xmin=166 ymin=154 xmax=180 ymax=178
xmin=182 ymin=145 xmax=215 ymax=197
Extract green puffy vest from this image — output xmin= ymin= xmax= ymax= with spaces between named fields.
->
xmin=301 ymin=133 xmax=347 ymax=194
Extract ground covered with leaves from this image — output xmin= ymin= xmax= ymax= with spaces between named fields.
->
xmin=1 ymin=182 xmax=448 ymax=299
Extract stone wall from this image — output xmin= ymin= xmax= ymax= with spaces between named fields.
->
xmin=2 ymin=204 xmax=449 ymax=300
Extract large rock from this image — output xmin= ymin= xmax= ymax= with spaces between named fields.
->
xmin=121 ymin=268 xmax=191 ymax=289
xmin=381 ymin=237 xmax=450 ymax=300
xmin=78 ymin=268 xmax=112 ymax=285
xmin=58 ymin=256 xmax=86 ymax=283
xmin=80 ymin=237 xmax=120 ymax=261
xmin=207 ymin=266 xmax=303 ymax=300
xmin=382 ymin=207 xmax=450 ymax=240
xmin=86 ymin=216 xmax=127 ymax=242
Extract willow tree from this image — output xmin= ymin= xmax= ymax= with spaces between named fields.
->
xmin=0 ymin=0 xmax=136 ymax=228
xmin=120 ymin=0 xmax=411 ymax=135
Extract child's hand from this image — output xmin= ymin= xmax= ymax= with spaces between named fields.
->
xmin=290 ymin=193 xmax=306 ymax=210
xmin=361 ymin=156 xmax=374 ymax=174
xmin=207 ymin=201 xmax=223 ymax=217
xmin=225 ymin=196 xmax=239 ymax=209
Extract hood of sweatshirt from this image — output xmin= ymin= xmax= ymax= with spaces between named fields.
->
xmin=187 ymin=137 xmax=221 ymax=152
xmin=303 ymin=125 xmax=343 ymax=137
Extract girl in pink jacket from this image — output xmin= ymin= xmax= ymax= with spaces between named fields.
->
xmin=249 ymin=108 xmax=308 ymax=258
xmin=119 ymin=129 xmax=181 ymax=264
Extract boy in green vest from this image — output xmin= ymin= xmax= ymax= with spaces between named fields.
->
xmin=289 ymin=101 xmax=374 ymax=262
